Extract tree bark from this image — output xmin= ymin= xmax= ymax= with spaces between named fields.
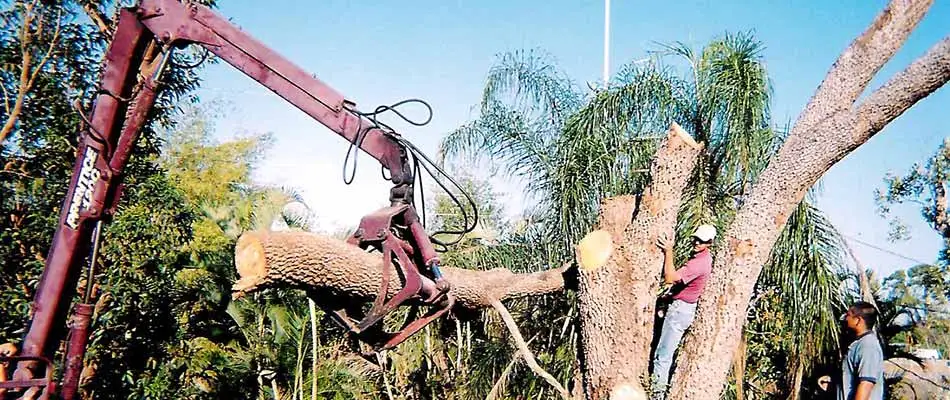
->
xmin=669 ymin=1 xmax=950 ymax=399
xmin=931 ymin=181 xmax=949 ymax=238
xmin=844 ymin=240 xmax=877 ymax=306
xmin=573 ymin=123 xmax=702 ymax=399
xmin=733 ymin=336 xmax=746 ymax=400
xmin=231 ymin=230 xmax=571 ymax=311
xmin=81 ymin=2 xmax=111 ymax=35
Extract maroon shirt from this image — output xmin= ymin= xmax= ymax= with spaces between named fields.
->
xmin=671 ymin=248 xmax=712 ymax=304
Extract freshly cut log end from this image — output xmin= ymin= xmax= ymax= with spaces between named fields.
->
xmin=610 ymin=383 xmax=646 ymax=400
xmin=669 ymin=122 xmax=703 ymax=151
xmin=232 ymin=232 xmax=268 ymax=300
xmin=576 ymin=230 xmax=614 ymax=271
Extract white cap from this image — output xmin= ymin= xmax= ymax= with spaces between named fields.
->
xmin=692 ymin=224 xmax=717 ymax=242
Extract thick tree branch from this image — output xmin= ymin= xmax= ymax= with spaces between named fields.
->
xmin=795 ymin=0 xmax=932 ymax=137
xmin=490 ymin=298 xmax=571 ymax=400
xmin=231 ymin=230 xmax=571 ymax=311
xmin=854 ymin=36 xmax=950 ymax=141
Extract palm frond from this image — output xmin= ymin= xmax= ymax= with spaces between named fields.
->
xmin=481 ymin=48 xmax=583 ymax=126
xmin=761 ymin=198 xmax=849 ymax=369
xmin=439 ymin=101 xmax=554 ymax=188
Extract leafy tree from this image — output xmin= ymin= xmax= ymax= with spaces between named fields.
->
xmin=0 ymin=2 xmax=216 ymax=398
xmin=874 ymin=136 xmax=950 ymax=357
xmin=875 ymin=138 xmax=950 ymax=264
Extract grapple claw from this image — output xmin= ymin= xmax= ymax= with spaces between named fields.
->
xmin=335 ymin=203 xmax=454 ymax=350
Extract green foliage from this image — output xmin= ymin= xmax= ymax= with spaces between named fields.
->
xmin=879 ymin=264 xmax=950 ymax=357
xmin=747 ymin=195 xmax=849 ymax=396
xmin=873 ymin=136 xmax=950 ymax=359
xmin=875 ymin=137 xmax=950 ymax=262
xmin=0 ymin=3 xmax=865 ymax=399
xmin=1 ymin=4 xmax=217 ymax=398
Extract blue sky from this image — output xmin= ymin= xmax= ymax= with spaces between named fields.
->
xmin=193 ymin=0 xmax=949 ymax=279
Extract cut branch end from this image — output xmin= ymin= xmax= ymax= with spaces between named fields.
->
xmin=669 ymin=122 xmax=703 ymax=151
xmin=576 ymin=230 xmax=614 ymax=271
xmin=232 ymin=232 xmax=268 ymax=299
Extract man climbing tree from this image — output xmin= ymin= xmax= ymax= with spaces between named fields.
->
xmin=652 ymin=224 xmax=717 ymax=398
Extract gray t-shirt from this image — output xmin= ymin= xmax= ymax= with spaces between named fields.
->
xmin=838 ymin=332 xmax=885 ymax=400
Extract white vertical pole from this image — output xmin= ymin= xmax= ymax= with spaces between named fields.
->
xmin=603 ymin=0 xmax=611 ymax=84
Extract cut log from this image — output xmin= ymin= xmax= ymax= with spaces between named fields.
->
xmin=232 ymin=230 xmax=571 ymax=311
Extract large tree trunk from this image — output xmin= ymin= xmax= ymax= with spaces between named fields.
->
xmin=573 ymin=123 xmax=702 ymax=399
xmin=669 ymin=1 xmax=950 ymax=398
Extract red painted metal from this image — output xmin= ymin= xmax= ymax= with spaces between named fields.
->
xmin=338 ymin=203 xmax=453 ymax=350
xmin=10 ymin=10 xmax=152 ymax=395
xmin=59 ymin=304 xmax=93 ymax=400
xmin=0 ymin=355 xmax=54 ymax=396
xmin=4 ymin=1 xmax=458 ymax=397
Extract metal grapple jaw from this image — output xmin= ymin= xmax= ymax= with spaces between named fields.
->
xmin=333 ymin=203 xmax=454 ymax=351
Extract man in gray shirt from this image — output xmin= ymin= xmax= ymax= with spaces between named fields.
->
xmin=838 ymin=302 xmax=885 ymax=400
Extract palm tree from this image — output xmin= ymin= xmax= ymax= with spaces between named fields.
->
xmin=438 ymin=31 xmax=849 ymax=399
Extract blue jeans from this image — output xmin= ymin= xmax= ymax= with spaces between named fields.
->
xmin=652 ymin=299 xmax=697 ymax=396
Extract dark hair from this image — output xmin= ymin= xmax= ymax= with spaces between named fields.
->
xmin=849 ymin=301 xmax=878 ymax=330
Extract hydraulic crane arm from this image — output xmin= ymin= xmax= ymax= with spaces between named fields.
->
xmin=1 ymin=1 xmax=474 ymax=399
xmin=138 ymin=0 xmax=414 ymax=185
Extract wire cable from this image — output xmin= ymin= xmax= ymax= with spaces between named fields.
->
xmin=841 ymin=233 xmax=934 ymax=266
xmin=340 ymin=99 xmax=478 ymax=250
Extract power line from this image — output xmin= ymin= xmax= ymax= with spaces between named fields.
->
xmin=840 ymin=233 xmax=935 ymax=266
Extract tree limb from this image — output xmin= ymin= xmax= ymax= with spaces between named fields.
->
xmin=1 ymin=0 xmax=38 ymax=144
xmin=27 ymin=8 xmax=62 ymax=91
xmin=486 ymin=351 xmax=518 ymax=400
xmin=934 ymin=181 xmax=949 ymax=238
xmin=0 ymin=1 xmax=63 ymax=144
xmin=2 ymin=79 xmax=11 ymax=116
xmin=231 ymin=230 xmax=571 ymax=311
xmin=574 ymin=122 xmax=702 ymax=399
xmin=795 ymin=0 xmax=933 ymax=137
xmin=669 ymin=5 xmax=950 ymax=400
xmin=490 ymin=298 xmax=571 ymax=400
xmin=853 ymin=36 xmax=950 ymax=141
xmin=844 ymin=239 xmax=877 ymax=307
